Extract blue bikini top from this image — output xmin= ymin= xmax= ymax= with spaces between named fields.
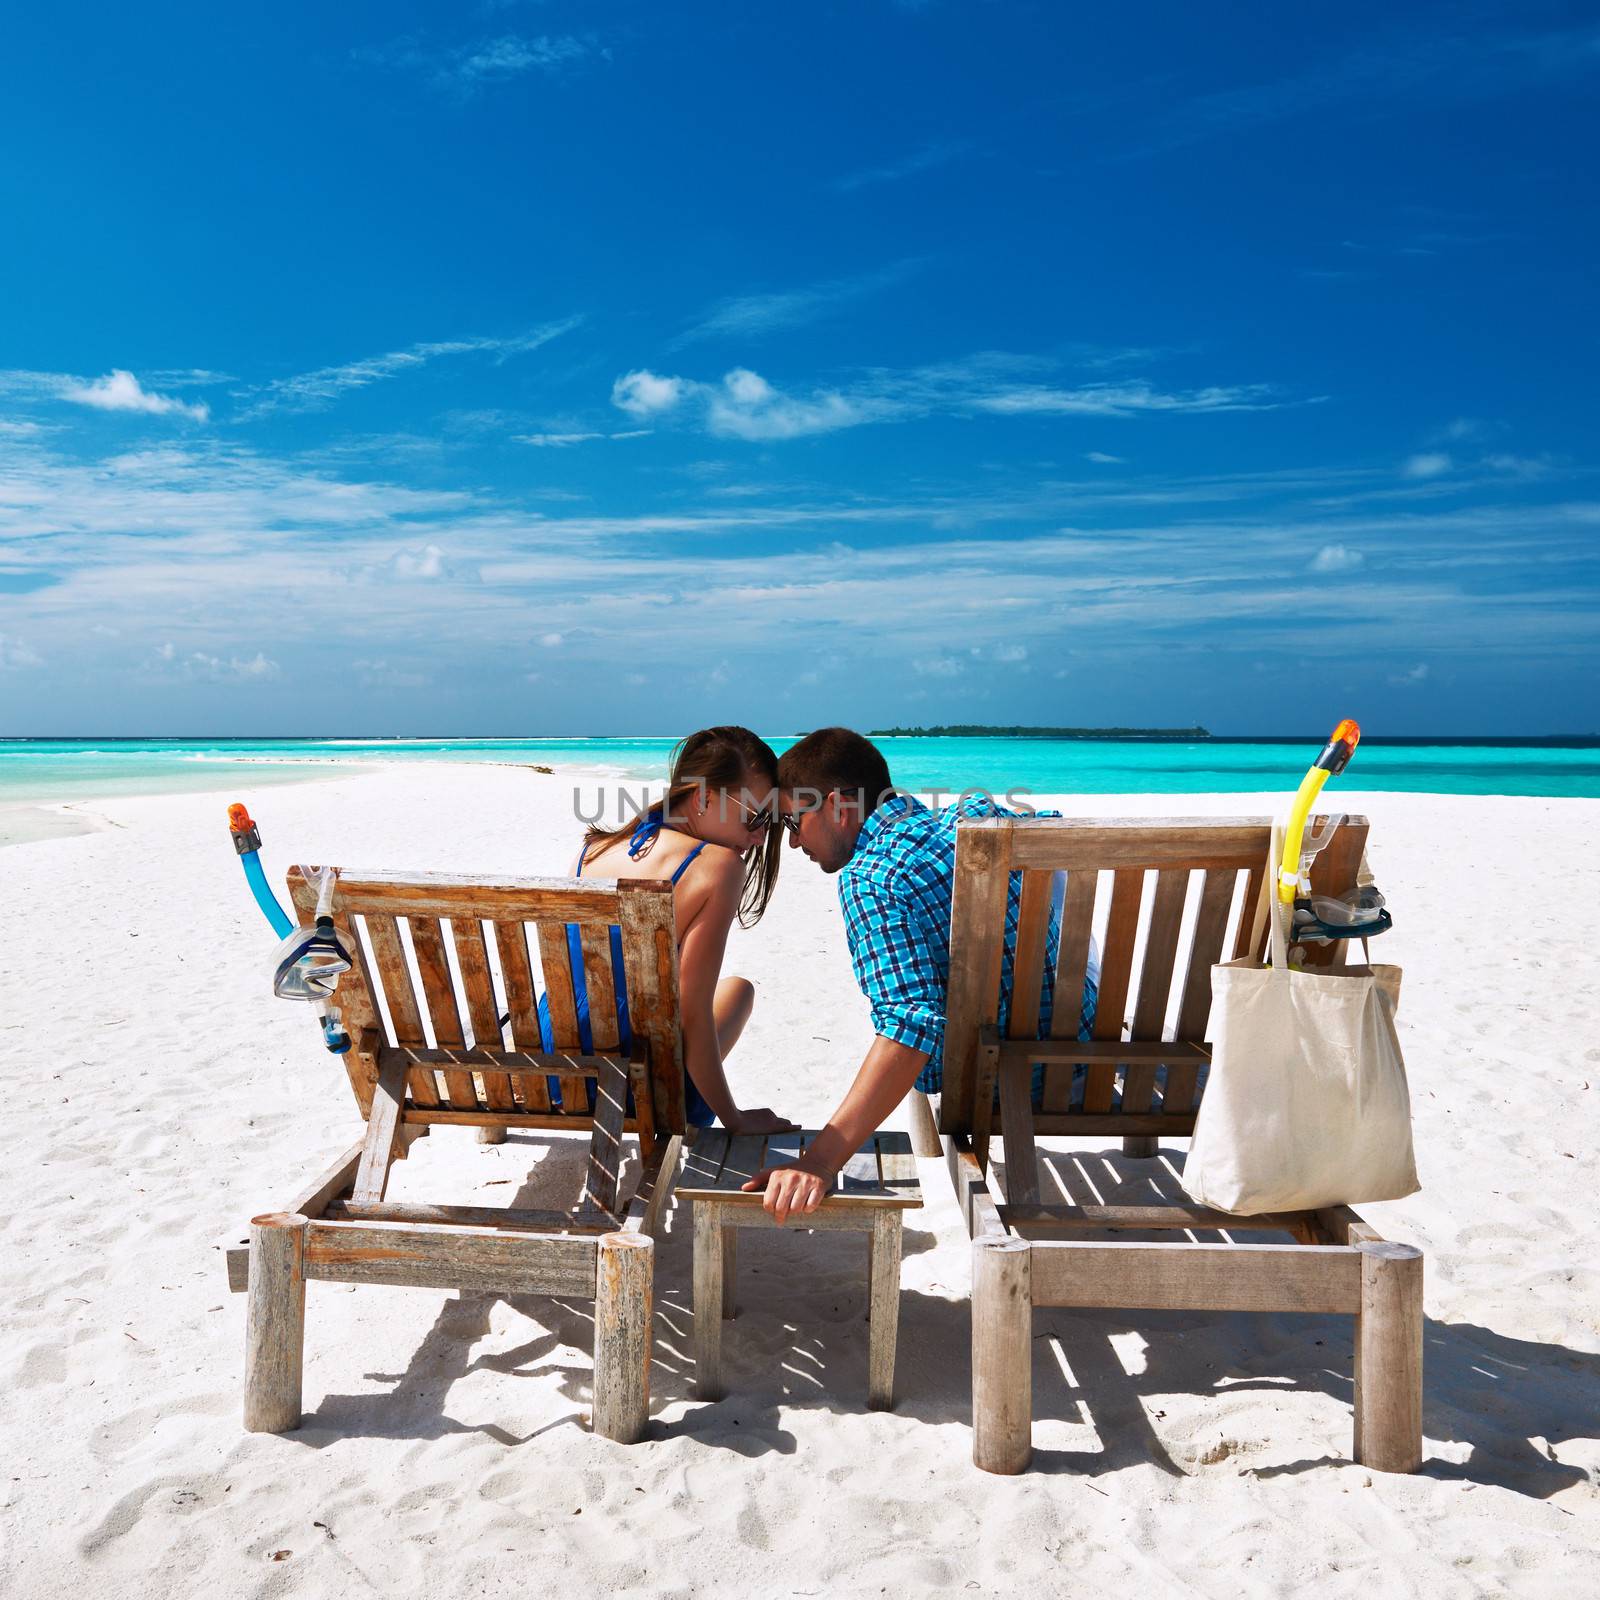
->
xmin=576 ymin=812 xmax=706 ymax=884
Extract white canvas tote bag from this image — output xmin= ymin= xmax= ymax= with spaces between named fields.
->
xmin=1181 ymin=834 xmax=1420 ymax=1215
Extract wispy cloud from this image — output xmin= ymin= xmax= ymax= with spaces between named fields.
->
xmin=235 ymin=316 xmax=582 ymax=419
xmin=1121 ymin=20 xmax=1600 ymax=159
xmin=516 ymin=428 xmax=652 ymax=447
xmin=830 ymin=139 xmax=972 ymax=193
xmin=609 ymin=354 xmax=1310 ymax=441
xmin=357 ymin=31 xmax=602 ymax=96
xmin=0 ymin=368 xmax=210 ymax=422
xmin=670 ymin=260 xmax=922 ymax=348
xmin=1402 ymin=451 xmax=1453 ymax=479
xmin=4 ymin=423 xmax=1594 ymax=726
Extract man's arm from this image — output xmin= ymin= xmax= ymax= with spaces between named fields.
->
xmin=742 ymin=1033 xmax=928 ymax=1221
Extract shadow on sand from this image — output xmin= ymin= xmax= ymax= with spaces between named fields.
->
xmin=292 ymin=1130 xmax=1598 ymax=1498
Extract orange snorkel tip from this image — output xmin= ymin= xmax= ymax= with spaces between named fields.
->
xmin=1316 ymin=718 xmax=1361 ymax=776
xmin=228 ymin=801 xmax=262 ymax=855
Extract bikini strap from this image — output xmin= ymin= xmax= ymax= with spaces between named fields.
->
xmin=669 ymin=841 xmax=707 ymax=885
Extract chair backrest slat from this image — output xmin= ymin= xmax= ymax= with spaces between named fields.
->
xmin=493 ymin=920 xmax=541 ymax=1049
xmin=941 ymin=815 xmax=1368 ymax=1135
xmin=363 ymin=914 xmax=424 ymax=1043
xmin=1007 ymin=869 xmax=1054 ymax=1040
xmin=1041 ymin=869 xmax=1098 ymax=1112
xmin=578 ymin=924 xmax=621 ymax=1052
xmin=534 ymin=920 xmax=583 ymax=1052
xmin=1123 ymin=868 xmax=1190 ymax=1113
xmin=409 ymin=917 xmax=466 ymax=1053
xmin=454 ymin=920 xmax=502 ymax=1048
xmin=286 ymin=868 xmax=684 ymax=1134
xmin=1084 ymin=868 xmax=1143 ymax=1114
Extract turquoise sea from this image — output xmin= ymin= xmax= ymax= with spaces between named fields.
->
xmin=3 ymin=736 xmax=1599 ymax=820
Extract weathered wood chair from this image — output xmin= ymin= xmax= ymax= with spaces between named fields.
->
xmin=924 ymin=815 xmax=1423 ymax=1475
xmin=222 ymin=865 xmax=688 ymax=1443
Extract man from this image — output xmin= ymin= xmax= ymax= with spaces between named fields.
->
xmin=744 ymin=727 xmax=1097 ymax=1221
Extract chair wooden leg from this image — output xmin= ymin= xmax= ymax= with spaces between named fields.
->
xmin=867 ymin=1212 xmax=903 ymax=1411
xmin=592 ymin=1232 xmax=652 ymax=1443
xmin=721 ymin=1223 xmax=738 ymax=1320
xmin=693 ymin=1202 xmax=725 ymax=1399
xmin=1122 ymin=1136 xmax=1159 ymax=1158
xmin=477 ymin=1125 xmax=507 ymax=1145
xmin=907 ymin=1089 xmax=941 ymax=1158
xmin=972 ymin=1236 xmax=1032 ymax=1473
xmin=1354 ymin=1241 xmax=1424 ymax=1472
xmin=244 ymin=1212 xmax=309 ymax=1434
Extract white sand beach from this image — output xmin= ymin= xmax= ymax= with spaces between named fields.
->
xmin=3 ymin=762 xmax=1596 ymax=1598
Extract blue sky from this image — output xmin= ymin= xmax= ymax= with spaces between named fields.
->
xmin=2 ymin=0 xmax=1597 ymax=736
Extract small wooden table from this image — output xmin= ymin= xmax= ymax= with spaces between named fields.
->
xmin=679 ymin=1129 xmax=922 ymax=1410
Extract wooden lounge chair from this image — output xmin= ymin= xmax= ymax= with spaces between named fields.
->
xmin=223 ymin=865 xmax=687 ymax=1443
xmin=920 ymin=814 xmax=1423 ymax=1475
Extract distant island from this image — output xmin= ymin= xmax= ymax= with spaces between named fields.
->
xmin=868 ymin=724 xmax=1212 ymax=740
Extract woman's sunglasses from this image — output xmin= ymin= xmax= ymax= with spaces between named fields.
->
xmin=726 ymin=792 xmax=774 ymax=832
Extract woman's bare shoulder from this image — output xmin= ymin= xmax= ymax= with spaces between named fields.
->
xmin=689 ymin=839 xmax=747 ymax=887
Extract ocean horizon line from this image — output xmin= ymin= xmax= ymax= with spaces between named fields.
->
xmin=5 ymin=733 xmax=1600 ymax=748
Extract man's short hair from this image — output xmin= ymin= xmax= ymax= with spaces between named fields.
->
xmin=778 ymin=727 xmax=894 ymax=816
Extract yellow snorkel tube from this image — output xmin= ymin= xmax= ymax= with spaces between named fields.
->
xmin=1278 ymin=718 xmax=1361 ymax=904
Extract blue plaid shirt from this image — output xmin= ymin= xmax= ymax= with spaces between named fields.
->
xmin=838 ymin=793 xmax=1095 ymax=1094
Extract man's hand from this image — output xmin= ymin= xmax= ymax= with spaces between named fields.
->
xmin=741 ymin=1153 xmax=837 ymax=1223
xmin=724 ymin=1106 xmax=798 ymax=1137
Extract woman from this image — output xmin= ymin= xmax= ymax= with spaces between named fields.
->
xmin=543 ymin=725 xmax=794 ymax=1136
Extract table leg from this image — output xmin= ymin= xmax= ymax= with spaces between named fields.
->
xmin=867 ymin=1211 xmax=903 ymax=1410
xmin=722 ymin=1223 xmax=738 ymax=1320
xmin=693 ymin=1202 xmax=725 ymax=1400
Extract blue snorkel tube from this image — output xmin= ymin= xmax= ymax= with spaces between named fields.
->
xmin=229 ymin=803 xmax=353 ymax=1053
xmin=229 ymin=803 xmax=294 ymax=937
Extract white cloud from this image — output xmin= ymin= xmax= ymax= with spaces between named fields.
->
xmin=1085 ymin=451 xmax=1125 ymax=464
xmin=1402 ymin=452 xmax=1452 ymax=479
xmin=706 ymin=369 xmax=867 ymax=441
xmin=157 ymin=647 xmax=281 ymax=682
xmin=973 ymin=381 xmax=1289 ymax=417
xmin=56 ymin=369 xmax=209 ymax=421
xmin=539 ymin=632 xmax=564 ymax=647
xmin=611 ymin=370 xmax=687 ymax=417
xmin=453 ymin=34 xmax=591 ymax=84
xmin=912 ymin=654 xmax=965 ymax=677
xmin=238 ymin=317 xmax=582 ymax=419
xmin=517 ymin=428 xmax=653 ymax=447
xmin=0 ymin=632 xmax=42 ymax=669
xmin=1311 ymin=543 xmax=1364 ymax=572
xmin=672 ymin=261 xmax=921 ymax=347
xmin=519 ymin=431 xmax=604 ymax=447
xmin=392 ymin=543 xmax=446 ymax=579
xmin=991 ymin=643 xmax=1028 ymax=663
xmin=1388 ymin=663 xmax=1430 ymax=685
xmin=359 ymin=32 xmax=599 ymax=95
xmin=1482 ymin=452 xmax=1553 ymax=479
xmin=607 ymin=354 xmax=1309 ymax=442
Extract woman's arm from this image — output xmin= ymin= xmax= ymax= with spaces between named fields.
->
xmin=675 ymin=849 xmax=789 ymax=1133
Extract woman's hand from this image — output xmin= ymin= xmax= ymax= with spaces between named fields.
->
xmin=724 ymin=1106 xmax=798 ymax=1137
xmin=741 ymin=1153 xmax=836 ymax=1222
